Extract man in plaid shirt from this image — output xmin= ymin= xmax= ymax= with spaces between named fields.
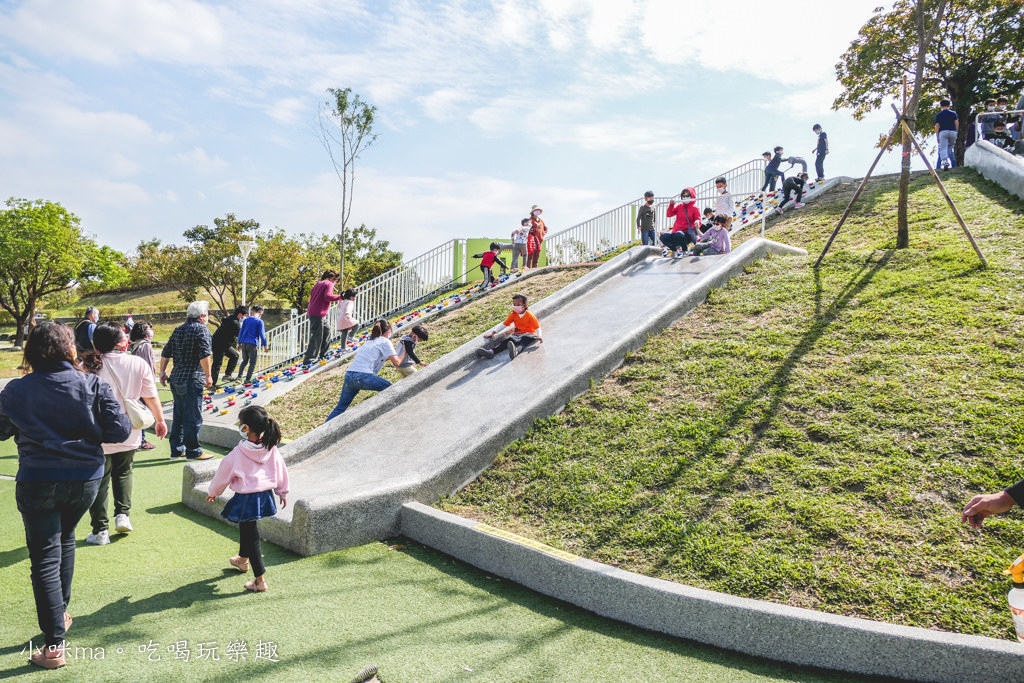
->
xmin=159 ymin=300 xmax=214 ymax=460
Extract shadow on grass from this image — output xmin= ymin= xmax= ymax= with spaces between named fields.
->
xmin=229 ymin=540 xmax=879 ymax=683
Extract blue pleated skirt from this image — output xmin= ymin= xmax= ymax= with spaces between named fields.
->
xmin=220 ymin=490 xmax=277 ymax=523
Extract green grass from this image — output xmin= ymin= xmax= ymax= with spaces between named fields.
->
xmin=0 ymin=441 xmax=866 ymax=681
xmin=268 ymin=268 xmax=595 ymax=439
xmin=442 ymin=169 xmax=1024 ymax=640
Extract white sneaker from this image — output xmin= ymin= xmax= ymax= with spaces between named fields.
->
xmin=86 ymin=530 xmax=110 ymax=545
xmin=114 ymin=514 xmax=133 ymax=533
xmin=794 ymin=202 xmax=805 ymax=209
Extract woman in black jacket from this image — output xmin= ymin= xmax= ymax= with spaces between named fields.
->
xmin=0 ymin=322 xmax=131 ymax=669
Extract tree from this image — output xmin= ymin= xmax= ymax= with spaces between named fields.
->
xmin=835 ymin=0 xmax=1024 ymax=167
xmin=133 ymin=214 xmax=305 ymax=317
xmin=834 ymin=0 xmax=950 ymax=247
xmin=318 ymin=87 xmax=378 ymax=283
xmin=0 ymin=198 xmax=96 ymax=347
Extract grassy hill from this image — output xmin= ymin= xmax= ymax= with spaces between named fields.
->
xmin=442 ymin=169 xmax=1024 ymax=640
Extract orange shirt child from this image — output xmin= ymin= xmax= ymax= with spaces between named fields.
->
xmin=503 ymin=310 xmax=541 ymax=336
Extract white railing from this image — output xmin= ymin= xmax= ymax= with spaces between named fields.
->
xmin=258 ymin=158 xmax=772 ymax=371
xmin=544 ymin=158 xmax=765 ymax=265
xmin=259 ymin=239 xmax=467 ymax=372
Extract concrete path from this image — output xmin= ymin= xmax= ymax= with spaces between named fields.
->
xmin=183 ymin=239 xmax=805 ymax=555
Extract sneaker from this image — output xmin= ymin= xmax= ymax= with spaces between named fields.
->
xmin=476 ymin=348 xmax=494 ymax=360
xmin=140 ymin=441 xmax=156 ymax=451
xmin=29 ymin=645 xmax=66 ymax=670
xmin=815 ymin=177 xmax=825 ymax=182
xmin=170 ymin=451 xmax=186 ymax=460
xmin=114 ymin=514 xmax=133 ymax=533
xmin=222 ymin=375 xmax=235 ymax=382
xmin=507 ymin=340 xmax=518 ymax=360
xmin=794 ymin=202 xmax=805 ymax=209
xmin=776 ymin=207 xmax=785 ymax=215
xmin=186 ymin=452 xmax=213 ymax=461
xmin=85 ymin=530 xmax=110 ymax=546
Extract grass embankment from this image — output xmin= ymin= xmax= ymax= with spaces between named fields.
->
xmin=0 ymin=443 xmax=863 ymax=681
xmin=443 ymin=169 xmax=1024 ymax=640
xmin=268 ymin=268 xmax=595 ymax=440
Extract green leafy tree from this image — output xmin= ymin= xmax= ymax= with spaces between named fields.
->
xmin=834 ymin=0 xmax=951 ymax=247
xmin=133 ymin=214 xmax=304 ymax=317
xmin=0 ymin=198 xmax=96 ymax=347
xmin=342 ymin=223 xmax=403 ymax=288
xmin=835 ymin=0 xmax=1024 ymax=167
xmin=78 ymin=244 xmax=132 ymax=294
xmin=318 ymin=87 xmax=378 ymax=283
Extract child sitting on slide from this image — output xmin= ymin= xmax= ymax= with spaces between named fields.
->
xmin=476 ymin=293 xmax=543 ymax=361
xmin=473 ymin=243 xmax=508 ymax=290
xmin=691 ymin=215 xmax=732 ymax=256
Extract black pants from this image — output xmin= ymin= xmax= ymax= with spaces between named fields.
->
xmin=778 ymin=186 xmax=804 ymax=210
xmin=303 ymin=315 xmax=330 ymax=365
xmin=239 ymin=521 xmax=265 ymax=577
xmin=337 ymin=326 xmax=354 ymax=351
xmin=815 ymin=153 xmax=825 ymax=180
xmin=762 ymin=169 xmax=785 ymax=191
xmin=660 ymin=231 xmax=694 ymax=251
xmin=238 ymin=343 xmax=258 ymax=383
xmin=483 ymin=333 xmax=538 ymax=354
xmin=480 ymin=266 xmax=495 ymax=288
xmin=17 ymin=479 xmax=100 ymax=647
xmin=89 ymin=450 xmax=135 ymax=533
xmin=211 ymin=345 xmax=239 ymax=384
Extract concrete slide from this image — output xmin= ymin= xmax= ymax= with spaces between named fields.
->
xmin=183 ymin=238 xmax=806 ymax=556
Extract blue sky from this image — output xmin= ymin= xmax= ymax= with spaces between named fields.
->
xmin=0 ymin=0 xmax=908 ymax=260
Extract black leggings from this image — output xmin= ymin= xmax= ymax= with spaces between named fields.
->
xmin=239 ymin=521 xmax=265 ymax=578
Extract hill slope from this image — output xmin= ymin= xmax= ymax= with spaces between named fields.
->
xmin=443 ymin=169 xmax=1024 ymax=640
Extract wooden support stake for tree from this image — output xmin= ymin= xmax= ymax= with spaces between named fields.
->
xmin=814 ymin=119 xmax=901 ymax=268
xmin=890 ymin=103 xmax=988 ymax=268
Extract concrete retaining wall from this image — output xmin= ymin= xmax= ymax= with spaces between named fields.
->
xmin=401 ymin=503 xmax=1024 ymax=683
xmin=965 ymin=139 xmax=1024 ymax=200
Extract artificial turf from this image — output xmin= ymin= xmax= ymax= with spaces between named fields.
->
xmin=0 ymin=439 xmax=870 ymax=681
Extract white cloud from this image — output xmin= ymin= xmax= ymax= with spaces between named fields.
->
xmin=90 ymin=179 xmax=150 ymax=207
xmin=267 ymin=97 xmax=307 ymax=125
xmin=173 ymin=146 xmax=228 ymax=171
xmin=0 ymin=0 xmax=227 ymax=66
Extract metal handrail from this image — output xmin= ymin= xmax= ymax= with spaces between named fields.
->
xmin=258 ymin=158 xmax=769 ymax=370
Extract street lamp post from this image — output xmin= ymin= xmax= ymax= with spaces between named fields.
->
xmin=238 ymin=240 xmax=256 ymax=306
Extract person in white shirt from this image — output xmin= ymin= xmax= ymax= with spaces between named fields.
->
xmin=325 ymin=319 xmax=406 ymax=421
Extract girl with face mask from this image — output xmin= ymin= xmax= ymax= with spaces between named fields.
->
xmin=477 ymin=293 xmax=543 ymax=361
xmin=129 ymin=321 xmax=160 ymax=450
xmin=206 ymin=404 xmax=288 ymax=593
xmin=325 ymin=319 xmax=406 ymax=421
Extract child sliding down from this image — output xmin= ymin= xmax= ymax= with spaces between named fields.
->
xmin=476 ymin=293 xmax=543 ymax=361
xmin=206 ymin=405 xmax=289 ymax=593
xmin=691 ymin=214 xmax=732 ymax=256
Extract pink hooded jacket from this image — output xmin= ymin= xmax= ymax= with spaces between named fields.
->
xmin=208 ymin=438 xmax=289 ymax=497
xmin=666 ymin=187 xmax=702 ymax=234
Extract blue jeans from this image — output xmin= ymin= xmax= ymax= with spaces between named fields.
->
xmin=169 ymin=380 xmax=204 ymax=457
xmin=640 ymin=229 xmax=656 ymax=246
xmin=326 ymin=371 xmax=391 ymax=421
xmin=16 ymin=479 xmax=100 ymax=647
xmin=937 ymin=129 xmax=957 ymax=167
xmin=762 ymin=169 xmax=784 ymax=191
xmin=660 ymin=230 xmax=695 ymax=251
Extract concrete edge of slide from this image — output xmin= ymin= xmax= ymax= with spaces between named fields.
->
xmin=399 ymin=502 xmax=1024 ymax=683
xmin=185 ymin=239 xmax=808 ymax=555
xmin=965 ymin=140 xmax=1024 ymax=201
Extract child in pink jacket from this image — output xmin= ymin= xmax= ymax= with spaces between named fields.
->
xmin=206 ymin=405 xmax=289 ymax=593
xmin=335 ymin=289 xmax=359 ymax=351
xmin=661 ymin=187 xmax=702 ymax=254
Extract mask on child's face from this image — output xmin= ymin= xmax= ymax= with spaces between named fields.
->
xmin=512 ymin=305 xmax=525 ymax=314
xmin=646 ymin=199 xmax=654 ymax=205
xmin=238 ymin=426 xmax=249 ymax=440
xmin=718 ymin=187 xmax=727 ymax=194
xmin=987 ymin=105 xmax=995 ymax=111
xmin=532 ymin=210 xmax=541 ymax=217
xmin=681 ymin=197 xmax=694 ymax=204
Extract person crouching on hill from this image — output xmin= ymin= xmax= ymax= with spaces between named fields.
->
xmin=476 ymin=293 xmax=543 ymax=361
xmin=325 ymin=319 xmax=406 ymax=421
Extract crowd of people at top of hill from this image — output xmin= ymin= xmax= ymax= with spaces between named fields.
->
xmin=935 ymin=94 xmax=1024 ymax=168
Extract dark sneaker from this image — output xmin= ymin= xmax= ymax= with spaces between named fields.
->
xmin=186 ymin=452 xmax=213 ymax=461
xmin=476 ymin=348 xmax=494 ymax=360
xmin=507 ymin=340 xmax=518 ymax=360
xmin=170 ymin=451 xmax=186 ymax=460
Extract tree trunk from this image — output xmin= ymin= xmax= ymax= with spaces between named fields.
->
xmin=12 ymin=311 xmax=29 ymax=348
xmin=954 ymin=105 xmax=971 ymax=167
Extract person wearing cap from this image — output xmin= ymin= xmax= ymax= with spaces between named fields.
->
xmin=637 ymin=191 xmax=657 ymax=246
xmin=527 ymin=205 xmax=547 ymax=269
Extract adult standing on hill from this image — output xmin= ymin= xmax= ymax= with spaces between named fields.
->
xmin=74 ymin=307 xmax=99 ymax=354
xmin=303 ymin=270 xmax=341 ymax=366
xmin=211 ymin=306 xmax=248 ymax=386
xmin=527 ymin=205 xmax=547 ymax=269
xmin=0 ymin=322 xmax=131 ymax=669
xmin=159 ymin=301 xmax=213 ymax=461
